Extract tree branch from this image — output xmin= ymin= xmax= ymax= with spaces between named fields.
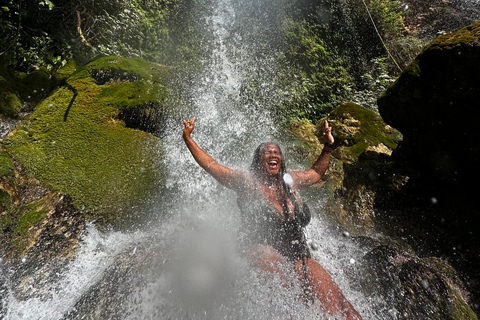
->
xmin=76 ymin=10 xmax=92 ymax=47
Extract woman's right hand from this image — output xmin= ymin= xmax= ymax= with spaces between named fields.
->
xmin=183 ymin=117 xmax=195 ymax=138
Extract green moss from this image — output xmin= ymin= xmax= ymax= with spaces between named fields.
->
xmin=69 ymin=56 xmax=171 ymax=84
xmin=0 ymin=151 xmax=15 ymax=177
xmin=98 ymin=79 xmax=167 ymax=110
xmin=0 ymin=189 xmax=12 ymax=230
xmin=15 ymin=200 xmax=48 ymax=235
xmin=0 ymin=91 xmax=22 ymax=117
xmin=321 ymin=103 xmax=402 ymax=162
xmin=404 ymin=59 xmax=421 ymax=77
xmin=451 ymin=290 xmax=478 ymax=320
xmin=8 ymin=199 xmax=49 ymax=254
xmin=0 ymin=66 xmax=22 ymax=117
xmin=55 ymin=59 xmax=78 ymax=83
xmin=3 ymin=56 xmax=169 ymax=225
xmin=428 ymin=22 xmax=480 ymax=50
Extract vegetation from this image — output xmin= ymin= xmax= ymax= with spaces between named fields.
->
xmin=2 ymin=0 xmax=476 ymax=123
xmin=279 ymin=0 xmax=430 ymax=121
xmin=0 ymin=0 xmax=206 ymax=72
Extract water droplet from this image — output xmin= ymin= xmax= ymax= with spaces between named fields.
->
xmin=283 ymin=173 xmax=293 ymax=186
xmin=421 ymin=279 xmax=429 ymax=289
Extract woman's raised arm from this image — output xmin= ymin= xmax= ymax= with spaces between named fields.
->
xmin=183 ymin=117 xmax=248 ymax=191
xmin=290 ymin=120 xmax=335 ymax=189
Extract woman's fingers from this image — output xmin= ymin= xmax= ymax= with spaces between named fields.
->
xmin=183 ymin=117 xmax=196 ymax=128
xmin=323 ymin=120 xmax=331 ymax=135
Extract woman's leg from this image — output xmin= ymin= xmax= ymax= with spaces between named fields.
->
xmin=246 ymin=244 xmax=291 ymax=286
xmin=296 ymin=258 xmax=363 ymax=320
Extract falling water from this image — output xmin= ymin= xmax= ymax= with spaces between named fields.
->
xmin=9 ymin=0 xmax=477 ymax=319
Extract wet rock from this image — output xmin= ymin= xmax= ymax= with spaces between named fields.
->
xmin=377 ymin=21 xmax=480 ymax=314
xmin=378 ymin=22 xmax=480 ymax=195
xmin=358 ymin=237 xmax=477 ymax=320
xmin=0 ymin=159 xmax=85 ymax=263
xmin=290 ymin=102 xmax=402 ymax=234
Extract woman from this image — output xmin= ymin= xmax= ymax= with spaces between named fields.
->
xmin=182 ymin=117 xmax=362 ymax=320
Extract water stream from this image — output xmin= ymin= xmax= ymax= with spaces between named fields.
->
xmin=5 ymin=0 xmax=478 ymax=319
xmin=3 ymin=0 xmax=380 ymax=318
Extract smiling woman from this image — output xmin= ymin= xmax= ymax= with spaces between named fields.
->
xmin=182 ymin=117 xmax=363 ymax=320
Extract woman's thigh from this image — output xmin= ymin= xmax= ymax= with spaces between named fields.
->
xmin=246 ymin=244 xmax=286 ymax=273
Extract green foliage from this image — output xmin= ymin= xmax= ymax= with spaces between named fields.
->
xmin=282 ymin=18 xmax=353 ymax=121
xmin=0 ymin=0 xmax=200 ymax=71
xmin=277 ymin=0 xmax=431 ymax=121
xmin=0 ymin=0 xmax=71 ymax=71
xmin=342 ymin=0 xmax=413 ymax=72
xmin=347 ymin=57 xmax=396 ymax=111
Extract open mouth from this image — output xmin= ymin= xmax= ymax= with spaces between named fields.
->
xmin=268 ymin=160 xmax=278 ymax=169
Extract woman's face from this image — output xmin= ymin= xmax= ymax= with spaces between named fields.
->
xmin=261 ymin=143 xmax=282 ymax=177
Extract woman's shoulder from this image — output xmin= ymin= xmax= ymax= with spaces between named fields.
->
xmin=232 ymin=172 xmax=256 ymax=195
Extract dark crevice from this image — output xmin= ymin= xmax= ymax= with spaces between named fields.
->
xmin=117 ymin=107 xmax=165 ymax=138
xmin=89 ymin=68 xmax=141 ymax=85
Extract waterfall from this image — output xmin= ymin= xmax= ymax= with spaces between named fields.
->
xmin=1 ymin=0 xmax=409 ymax=319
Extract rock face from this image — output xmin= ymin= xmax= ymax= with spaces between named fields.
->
xmin=376 ymin=22 xmax=480 ymax=317
xmin=378 ymin=22 xmax=480 ymax=197
xmin=290 ymin=102 xmax=403 ymax=234
xmin=290 ymin=101 xmax=478 ymax=319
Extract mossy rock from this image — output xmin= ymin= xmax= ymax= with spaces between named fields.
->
xmin=359 ymin=238 xmax=478 ymax=320
xmin=3 ymin=56 xmax=172 ymax=226
xmin=287 ymin=120 xmax=323 ymax=163
xmin=286 ymin=103 xmax=402 ymax=232
xmin=0 ymin=151 xmax=15 ymax=178
xmin=286 ymin=103 xmax=402 ymax=234
xmin=0 ymin=66 xmax=23 ymax=117
xmin=320 ymin=102 xmax=402 ymax=163
xmin=0 ymin=63 xmax=77 ymax=117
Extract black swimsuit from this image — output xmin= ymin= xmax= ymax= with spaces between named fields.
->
xmin=236 ymin=189 xmax=311 ymax=262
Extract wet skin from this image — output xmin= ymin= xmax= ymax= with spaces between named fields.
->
xmin=261 ymin=143 xmax=282 ymax=177
xmin=182 ymin=117 xmax=363 ymax=320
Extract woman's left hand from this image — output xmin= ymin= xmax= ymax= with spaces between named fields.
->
xmin=323 ymin=120 xmax=334 ymax=144
xmin=183 ymin=117 xmax=195 ymax=138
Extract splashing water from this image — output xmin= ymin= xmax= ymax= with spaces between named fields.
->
xmin=2 ymin=0 xmax=410 ymax=319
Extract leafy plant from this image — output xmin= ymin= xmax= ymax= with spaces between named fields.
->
xmin=282 ymin=18 xmax=353 ymax=121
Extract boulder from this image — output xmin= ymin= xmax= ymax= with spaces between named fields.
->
xmin=377 ymin=21 xmax=480 ymax=316
xmin=288 ymin=101 xmax=477 ymax=318
xmin=289 ymin=102 xmax=403 ymax=233
xmin=378 ymin=22 xmax=480 ymax=197
xmin=1 ymin=56 xmax=173 ymax=230
xmin=358 ymin=236 xmax=478 ymax=320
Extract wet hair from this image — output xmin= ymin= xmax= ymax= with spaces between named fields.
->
xmin=249 ymin=142 xmax=286 ymax=181
xmin=249 ymin=142 xmax=301 ymax=221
